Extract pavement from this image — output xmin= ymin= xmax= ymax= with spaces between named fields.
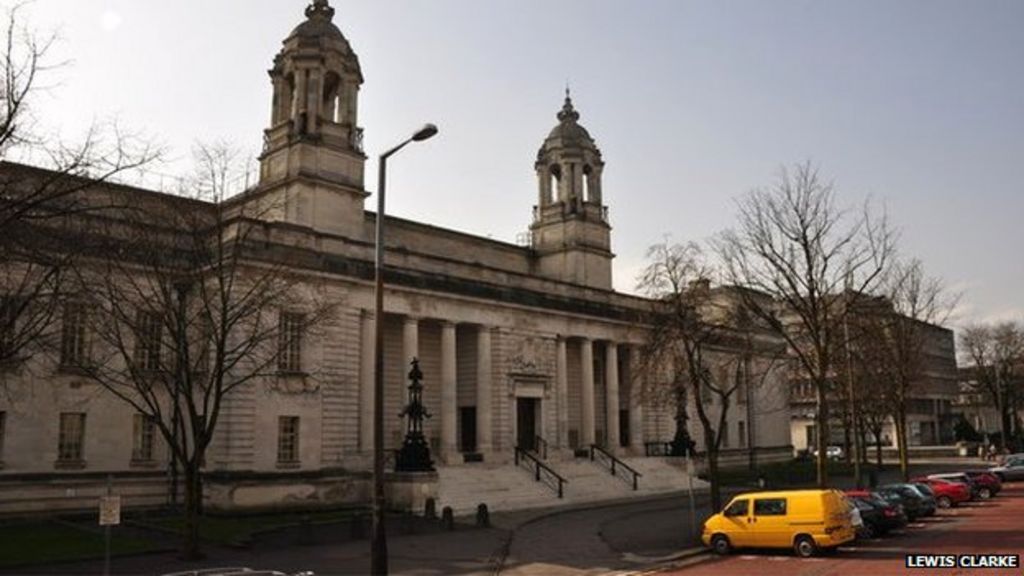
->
xmin=3 ymin=457 xmax=998 ymax=576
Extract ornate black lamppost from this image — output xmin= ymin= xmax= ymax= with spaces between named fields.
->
xmin=395 ymin=358 xmax=435 ymax=472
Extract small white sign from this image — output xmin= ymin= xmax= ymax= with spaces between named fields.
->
xmin=99 ymin=495 xmax=121 ymax=526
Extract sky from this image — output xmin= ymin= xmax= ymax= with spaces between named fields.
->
xmin=15 ymin=0 xmax=1024 ymax=329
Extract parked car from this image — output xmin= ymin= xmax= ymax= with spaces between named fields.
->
xmin=877 ymin=484 xmax=934 ymax=520
xmin=927 ymin=473 xmax=982 ymax=500
xmin=811 ymin=446 xmax=845 ymax=460
xmin=990 ymin=454 xmax=1024 ymax=481
xmin=962 ymin=470 xmax=1002 ymax=499
xmin=702 ymin=489 xmax=856 ymax=557
xmin=844 ymin=490 xmax=907 ymax=537
xmin=911 ymin=477 xmax=971 ymax=508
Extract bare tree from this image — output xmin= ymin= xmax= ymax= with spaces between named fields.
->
xmin=960 ymin=322 xmax=1024 ymax=452
xmin=75 ymin=144 xmax=334 ymax=559
xmin=717 ymin=162 xmax=895 ymax=487
xmin=0 ymin=4 xmax=155 ymax=379
xmin=853 ymin=260 xmax=957 ymax=480
xmin=636 ymin=241 xmax=783 ymax=510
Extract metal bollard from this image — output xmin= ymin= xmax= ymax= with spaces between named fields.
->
xmin=476 ymin=503 xmax=490 ymax=528
xmin=441 ymin=506 xmax=455 ymax=531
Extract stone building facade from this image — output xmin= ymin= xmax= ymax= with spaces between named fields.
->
xmin=0 ymin=1 xmax=792 ymax=515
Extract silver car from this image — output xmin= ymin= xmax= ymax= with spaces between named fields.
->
xmin=990 ymin=455 xmax=1024 ymax=481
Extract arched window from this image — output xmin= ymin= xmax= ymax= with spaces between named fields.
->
xmin=582 ymin=164 xmax=593 ymax=202
xmin=323 ymin=72 xmax=341 ymax=123
xmin=549 ymin=164 xmax=561 ymax=204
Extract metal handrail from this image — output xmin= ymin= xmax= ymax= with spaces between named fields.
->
xmin=515 ymin=445 xmax=567 ymax=498
xmin=590 ymin=444 xmax=642 ymax=491
xmin=534 ymin=435 xmax=549 ymax=460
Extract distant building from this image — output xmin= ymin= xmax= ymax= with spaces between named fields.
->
xmin=788 ymin=301 xmax=959 ymax=454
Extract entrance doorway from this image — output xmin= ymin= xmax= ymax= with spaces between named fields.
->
xmin=517 ymin=398 xmax=538 ymax=451
xmin=459 ymin=407 xmax=477 ymax=453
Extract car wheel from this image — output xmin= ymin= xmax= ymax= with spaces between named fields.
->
xmin=979 ymin=487 xmax=992 ymax=500
xmin=860 ymin=524 xmax=875 ymax=539
xmin=711 ymin=534 xmax=731 ymax=556
xmin=936 ymin=496 xmax=952 ymax=509
xmin=794 ymin=535 xmax=818 ymax=558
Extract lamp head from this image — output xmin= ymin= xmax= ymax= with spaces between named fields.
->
xmin=412 ymin=123 xmax=439 ymax=142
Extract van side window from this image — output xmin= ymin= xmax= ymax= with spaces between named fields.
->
xmin=753 ymin=498 xmax=787 ymax=516
xmin=724 ymin=499 xmax=749 ymax=517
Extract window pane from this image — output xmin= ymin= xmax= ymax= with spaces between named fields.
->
xmin=725 ymin=499 xmax=748 ymax=516
xmin=58 ymin=413 xmax=85 ymax=461
xmin=754 ymin=498 xmax=787 ymax=516
xmin=277 ymin=416 xmax=300 ymax=462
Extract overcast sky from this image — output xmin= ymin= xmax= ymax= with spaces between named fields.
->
xmin=18 ymin=0 xmax=1024 ymax=328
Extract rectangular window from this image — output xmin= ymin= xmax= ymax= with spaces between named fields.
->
xmin=132 ymin=414 xmax=155 ymax=462
xmin=135 ymin=310 xmax=163 ymax=372
xmin=738 ymin=421 xmax=747 ymax=448
xmin=277 ymin=312 xmax=304 ymax=373
xmin=0 ymin=411 xmax=6 ymax=463
xmin=277 ymin=416 xmax=300 ymax=463
xmin=60 ymin=302 xmax=89 ymax=368
xmin=754 ymin=498 xmax=787 ymax=516
xmin=58 ymin=412 xmax=86 ymax=462
xmin=720 ymin=423 xmax=729 ymax=448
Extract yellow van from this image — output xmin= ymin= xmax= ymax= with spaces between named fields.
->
xmin=701 ymin=489 xmax=856 ymax=557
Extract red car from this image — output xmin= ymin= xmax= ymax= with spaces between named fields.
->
xmin=964 ymin=470 xmax=1002 ymax=499
xmin=910 ymin=477 xmax=971 ymax=508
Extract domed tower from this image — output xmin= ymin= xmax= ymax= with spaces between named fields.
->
xmin=530 ymin=91 xmax=614 ymax=290
xmin=256 ymin=0 xmax=367 ymax=234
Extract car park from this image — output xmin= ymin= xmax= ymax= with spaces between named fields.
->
xmin=701 ymin=489 xmax=856 ymax=557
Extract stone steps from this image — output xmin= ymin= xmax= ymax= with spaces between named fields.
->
xmin=435 ymin=454 xmax=708 ymax=516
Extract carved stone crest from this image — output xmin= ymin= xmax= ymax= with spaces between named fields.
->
xmin=510 ymin=336 xmax=543 ymax=374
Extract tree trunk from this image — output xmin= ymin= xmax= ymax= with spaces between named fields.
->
xmin=707 ymin=447 xmax=721 ymax=511
xmin=815 ymin=383 xmax=829 ymax=487
xmin=181 ymin=464 xmax=203 ymax=560
xmin=842 ymin=413 xmax=852 ymax=464
xmin=872 ymin=428 xmax=883 ymax=467
xmin=894 ymin=412 xmax=909 ymax=481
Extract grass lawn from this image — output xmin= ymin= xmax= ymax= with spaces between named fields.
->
xmin=0 ymin=520 xmax=165 ymax=568
xmin=138 ymin=508 xmax=364 ymax=546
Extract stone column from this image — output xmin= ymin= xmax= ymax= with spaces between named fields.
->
xmin=476 ymin=326 xmax=493 ymax=454
xmin=628 ymin=346 xmax=644 ymax=453
xmin=402 ymin=316 xmax=419 ymax=403
xmin=556 ymin=337 xmax=569 ymax=450
xmin=580 ymin=338 xmax=596 ymax=447
xmin=295 ymin=68 xmax=308 ymax=117
xmin=359 ymin=310 xmax=375 ymax=452
xmin=440 ymin=321 xmax=458 ymax=463
xmin=605 ymin=342 xmax=620 ymax=452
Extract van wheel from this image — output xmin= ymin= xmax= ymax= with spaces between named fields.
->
xmin=794 ymin=535 xmax=818 ymax=558
xmin=936 ymin=496 xmax=952 ymax=509
xmin=711 ymin=534 xmax=732 ymax=555
xmin=859 ymin=524 xmax=875 ymax=539
xmin=979 ymin=487 xmax=992 ymax=500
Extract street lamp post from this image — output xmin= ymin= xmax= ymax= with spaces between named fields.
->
xmin=372 ymin=123 xmax=438 ymax=576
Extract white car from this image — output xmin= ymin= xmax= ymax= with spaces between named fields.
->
xmin=812 ymin=446 xmax=845 ymax=460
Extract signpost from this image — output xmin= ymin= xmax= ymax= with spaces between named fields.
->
xmin=99 ymin=476 xmax=120 ymax=576
xmin=686 ymin=451 xmax=697 ymax=539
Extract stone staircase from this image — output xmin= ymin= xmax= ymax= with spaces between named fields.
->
xmin=436 ymin=453 xmax=708 ymax=516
